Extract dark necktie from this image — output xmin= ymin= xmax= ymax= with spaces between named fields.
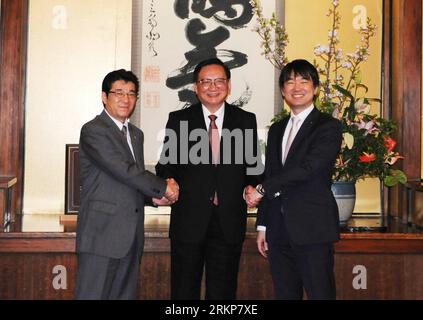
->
xmin=208 ymin=115 xmax=219 ymax=205
xmin=121 ymin=125 xmax=128 ymax=137
xmin=121 ymin=125 xmax=136 ymax=162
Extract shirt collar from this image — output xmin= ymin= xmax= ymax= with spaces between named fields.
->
xmin=202 ymin=103 xmax=225 ymax=119
xmin=290 ymin=104 xmax=314 ymax=122
xmin=104 ymin=108 xmax=130 ymax=130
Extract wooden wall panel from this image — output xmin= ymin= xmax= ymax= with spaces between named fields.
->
xmin=336 ymin=254 xmax=404 ymax=300
xmin=0 ymin=0 xmax=28 ymax=224
xmin=336 ymin=254 xmax=423 ymax=300
xmin=139 ymin=253 xmax=171 ymax=299
xmin=389 ymin=0 xmax=423 ymax=220
xmin=0 ymin=254 xmax=76 ymax=299
xmin=1 ymin=235 xmax=423 ymax=300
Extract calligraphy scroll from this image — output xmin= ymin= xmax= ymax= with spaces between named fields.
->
xmin=140 ymin=0 xmax=275 ymax=165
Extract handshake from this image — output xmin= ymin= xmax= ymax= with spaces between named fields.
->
xmin=153 ymin=181 xmax=264 ymax=208
xmin=244 ymin=185 xmax=264 ymax=208
xmin=153 ymin=178 xmax=180 ymax=206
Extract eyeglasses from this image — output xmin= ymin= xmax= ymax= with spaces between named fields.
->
xmin=197 ymin=78 xmax=228 ymax=89
xmin=109 ymin=90 xmax=138 ymax=99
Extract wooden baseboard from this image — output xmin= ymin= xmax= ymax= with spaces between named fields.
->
xmin=59 ymin=214 xmax=77 ymax=224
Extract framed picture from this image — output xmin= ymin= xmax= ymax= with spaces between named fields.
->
xmin=65 ymin=144 xmax=81 ymax=214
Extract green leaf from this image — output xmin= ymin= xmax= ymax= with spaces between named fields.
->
xmin=333 ymin=84 xmax=354 ymax=100
xmin=366 ymin=98 xmax=382 ymax=104
xmin=355 ymin=71 xmax=362 ymax=84
xmin=395 ymin=170 xmax=408 ymax=184
xmin=356 ymin=83 xmax=368 ymax=94
xmin=384 ymin=170 xmax=408 ymax=186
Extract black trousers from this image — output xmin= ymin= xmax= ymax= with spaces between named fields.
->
xmin=170 ymin=206 xmax=243 ymax=300
xmin=267 ymin=211 xmax=336 ymax=300
xmin=75 ymin=234 xmax=143 ymax=300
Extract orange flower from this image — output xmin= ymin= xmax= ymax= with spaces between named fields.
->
xmin=359 ymin=152 xmax=376 ymax=163
xmin=384 ymin=136 xmax=397 ymax=153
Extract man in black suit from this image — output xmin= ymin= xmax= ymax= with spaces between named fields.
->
xmin=247 ymin=59 xmax=342 ymax=299
xmin=155 ymin=58 xmax=261 ymax=299
xmin=76 ymin=69 xmax=179 ymax=300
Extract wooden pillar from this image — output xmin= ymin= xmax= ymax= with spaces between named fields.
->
xmin=0 ymin=0 xmax=28 ymax=224
xmin=389 ymin=0 xmax=422 ymax=221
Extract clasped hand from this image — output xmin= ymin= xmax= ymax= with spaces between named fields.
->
xmin=244 ymin=185 xmax=263 ymax=208
xmin=153 ymin=178 xmax=179 ymax=206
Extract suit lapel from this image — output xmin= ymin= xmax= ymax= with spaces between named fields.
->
xmin=187 ymin=103 xmax=214 ymax=165
xmin=222 ymin=102 xmax=235 ymax=132
xmin=99 ymin=110 xmax=136 ymax=162
xmin=129 ymin=124 xmax=143 ymax=165
xmin=188 ymin=103 xmax=206 ymax=130
xmin=220 ymin=103 xmax=237 ymax=164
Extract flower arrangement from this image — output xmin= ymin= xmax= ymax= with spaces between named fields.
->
xmin=250 ymin=0 xmax=407 ymax=186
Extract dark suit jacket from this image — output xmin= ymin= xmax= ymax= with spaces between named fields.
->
xmin=256 ymin=108 xmax=342 ymax=246
xmin=76 ymin=110 xmax=166 ymax=259
xmin=155 ymin=102 xmax=261 ymax=245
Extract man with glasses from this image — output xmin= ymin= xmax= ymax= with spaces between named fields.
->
xmin=76 ymin=69 xmax=179 ymax=299
xmin=156 ymin=58 xmax=261 ymax=299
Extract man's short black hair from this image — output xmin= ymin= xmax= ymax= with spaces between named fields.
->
xmin=102 ymin=69 xmax=139 ymax=95
xmin=193 ymin=58 xmax=231 ymax=82
xmin=279 ymin=59 xmax=320 ymax=88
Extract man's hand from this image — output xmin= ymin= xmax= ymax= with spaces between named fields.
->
xmin=153 ymin=197 xmax=172 ymax=206
xmin=165 ymin=178 xmax=179 ymax=203
xmin=256 ymin=230 xmax=268 ymax=258
xmin=244 ymin=185 xmax=263 ymax=208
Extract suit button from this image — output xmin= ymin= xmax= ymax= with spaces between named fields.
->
xmin=135 ymin=208 xmax=139 ymax=213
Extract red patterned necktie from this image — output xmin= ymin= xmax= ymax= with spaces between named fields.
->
xmin=209 ymin=115 xmax=219 ymax=205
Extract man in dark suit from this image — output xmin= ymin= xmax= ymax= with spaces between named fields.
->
xmin=247 ymin=59 xmax=342 ymax=299
xmin=155 ymin=58 xmax=261 ymax=299
xmin=75 ymin=69 xmax=179 ymax=300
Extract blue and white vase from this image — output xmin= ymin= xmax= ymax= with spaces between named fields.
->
xmin=331 ymin=181 xmax=356 ymax=226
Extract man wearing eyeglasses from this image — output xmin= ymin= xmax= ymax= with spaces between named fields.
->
xmin=75 ymin=69 xmax=179 ymax=299
xmin=156 ymin=58 xmax=261 ymax=299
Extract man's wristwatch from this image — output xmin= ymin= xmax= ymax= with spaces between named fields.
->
xmin=256 ymin=184 xmax=265 ymax=196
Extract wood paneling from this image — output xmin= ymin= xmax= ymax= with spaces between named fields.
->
xmin=335 ymin=254 xmax=423 ymax=300
xmin=0 ymin=254 xmax=77 ymax=300
xmin=1 ymin=232 xmax=423 ymax=300
xmin=389 ymin=0 xmax=423 ymax=221
xmin=0 ymin=0 xmax=28 ymax=224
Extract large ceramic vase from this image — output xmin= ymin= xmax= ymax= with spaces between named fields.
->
xmin=331 ymin=181 xmax=356 ymax=226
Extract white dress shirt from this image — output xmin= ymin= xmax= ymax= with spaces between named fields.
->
xmin=202 ymin=103 xmax=225 ymax=136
